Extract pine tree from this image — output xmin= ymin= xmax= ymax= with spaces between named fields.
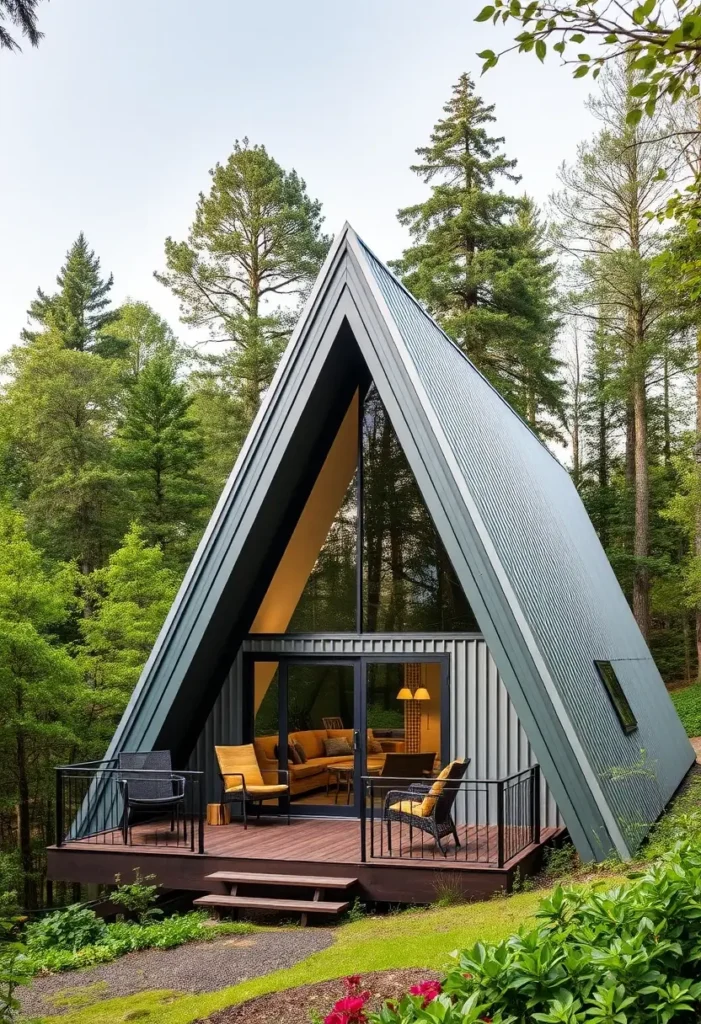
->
xmin=79 ymin=526 xmax=178 ymax=745
xmin=116 ymin=349 xmax=209 ymax=561
xmin=23 ymin=233 xmax=120 ymax=356
xmin=0 ymin=0 xmax=41 ymax=52
xmin=0 ymin=506 xmax=80 ymax=907
xmin=391 ymin=74 xmax=563 ymax=428
xmin=156 ymin=139 xmax=330 ymax=466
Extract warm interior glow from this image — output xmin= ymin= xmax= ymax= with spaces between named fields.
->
xmin=251 ymin=391 xmax=359 ymax=712
xmin=413 ymin=687 xmax=430 ymax=701
xmin=396 ymin=687 xmax=413 ymax=700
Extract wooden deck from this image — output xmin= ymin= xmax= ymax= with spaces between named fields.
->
xmin=48 ymin=817 xmax=562 ymax=904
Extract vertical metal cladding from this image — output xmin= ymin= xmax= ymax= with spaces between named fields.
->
xmin=359 ymin=241 xmax=692 ymax=853
xmin=187 ymin=657 xmax=243 ymax=803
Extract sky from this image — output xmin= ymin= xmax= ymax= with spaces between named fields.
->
xmin=0 ymin=0 xmax=597 ymax=353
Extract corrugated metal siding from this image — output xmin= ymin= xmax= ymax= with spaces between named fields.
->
xmin=240 ymin=633 xmax=560 ymax=828
xmin=359 ymin=241 xmax=692 ymax=854
xmin=187 ymin=659 xmax=243 ymax=803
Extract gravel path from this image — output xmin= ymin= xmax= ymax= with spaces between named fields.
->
xmin=18 ymin=929 xmax=334 ymax=1018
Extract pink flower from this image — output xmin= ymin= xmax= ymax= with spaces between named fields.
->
xmin=344 ymin=975 xmax=362 ymax=990
xmin=409 ymin=980 xmax=442 ymax=1008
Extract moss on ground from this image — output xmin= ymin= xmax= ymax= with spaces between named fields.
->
xmin=35 ymin=890 xmax=547 ymax=1024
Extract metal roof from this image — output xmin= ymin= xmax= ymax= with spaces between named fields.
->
xmin=102 ymin=223 xmax=693 ymax=860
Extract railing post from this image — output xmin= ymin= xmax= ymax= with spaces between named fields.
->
xmin=55 ymin=768 xmax=63 ymax=847
xmin=496 ymin=778 xmax=505 ymax=868
xmin=532 ymin=765 xmax=541 ymax=845
xmin=198 ymin=772 xmax=205 ymax=855
xmin=360 ymin=778 xmax=366 ymax=863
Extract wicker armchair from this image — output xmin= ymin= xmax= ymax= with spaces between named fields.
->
xmin=383 ymin=758 xmax=469 ymax=857
xmin=118 ymin=750 xmax=186 ymax=846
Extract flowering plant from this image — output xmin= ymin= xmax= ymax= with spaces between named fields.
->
xmin=323 ymin=975 xmax=372 ymax=1024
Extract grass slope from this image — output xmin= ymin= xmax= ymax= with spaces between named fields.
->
xmin=37 ymin=890 xmax=545 ymax=1024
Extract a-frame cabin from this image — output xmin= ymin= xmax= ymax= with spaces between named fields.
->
xmin=48 ymin=225 xmax=694 ymax=907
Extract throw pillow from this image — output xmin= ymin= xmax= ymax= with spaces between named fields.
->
xmin=420 ymin=759 xmax=463 ymax=817
xmin=273 ymin=742 xmax=301 ymax=764
xmin=324 ymin=737 xmax=353 ymax=757
xmin=367 ymin=736 xmax=383 ymax=754
xmin=293 ymin=741 xmax=307 ymax=763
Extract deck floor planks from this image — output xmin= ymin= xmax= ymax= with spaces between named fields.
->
xmin=60 ymin=816 xmax=557 ymax=871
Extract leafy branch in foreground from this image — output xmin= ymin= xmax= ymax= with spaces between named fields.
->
xmin=475 ymin=0 xmax=701 ymax=125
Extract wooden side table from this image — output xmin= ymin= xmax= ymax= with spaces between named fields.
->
xmin=207 ymin=803 xmax=231 ymax=826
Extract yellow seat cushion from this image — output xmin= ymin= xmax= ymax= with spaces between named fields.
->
xmin=420 ymin=759 xmax=464 ymax=816
xmin=216 ymin=744 xmax=266 ymax=790
xmin=224 ymin=783 xmax=288 ymax=796
xmin=389 ymin=800 xmax=428 ymax=817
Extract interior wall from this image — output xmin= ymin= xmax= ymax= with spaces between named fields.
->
xmin=250 ymin=391 xmax=358 ymax=713
xmin=419 ymin=662 xmax=441 ymax=756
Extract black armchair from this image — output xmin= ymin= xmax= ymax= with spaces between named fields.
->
xmin=383 ymin=758 xmax=470 ymax=857
xmin=118 ymin=750 xmax=186 ymax=845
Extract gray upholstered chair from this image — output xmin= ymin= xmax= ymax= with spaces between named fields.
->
xmin=383 ymin=758 xmax=469 ymax=857
xmin=118 ymin=750 xmax=186 ymax=845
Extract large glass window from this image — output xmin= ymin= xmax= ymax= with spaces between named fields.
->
xmin=362 ymin=386 xmax=476 ymax=632
xmin=274 ymin=383 xmax=477 ymax=634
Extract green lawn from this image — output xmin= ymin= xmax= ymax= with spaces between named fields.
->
xmin=34 ymin=889 xmax=547 ymax=1024
xmin=670 ymin=683 xmax=701 ymax=737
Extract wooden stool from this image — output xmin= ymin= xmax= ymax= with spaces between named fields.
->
xmin=207 ymin=803 xmax=231 ymax=826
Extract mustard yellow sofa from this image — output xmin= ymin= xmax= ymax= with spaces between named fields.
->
xmin=254 ymin=729 xmax=384 ymax=796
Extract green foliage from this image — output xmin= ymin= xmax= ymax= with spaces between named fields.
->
xmin=108 ymin=300 xmax=178 ymax=379
xmin=110 ymin=869 xmax=161 ymax=922
xmin=25 ymin=905 xmax=107 ymax=953
xmin=116 ymin=347 xmax=209 ymax=561
xmin=78 ymin=525 xmax=178 ymax=745
xmin=366 ymin=843 xmax=701 ymax=1024
xmin=0 ymin=0 xmax=42 ymax=53
xmin=23 ymin=233 xmax=119 ymax=355
xmin=0 ymin=900 xmax=30 ymax=1023
xmin=391 ymin=74 xmax=564 ymax=439
xmin=17 ymin=911 xmax=253 ymax=977
xmin=157 ymin=138 xmax=330 ymax=480
xmin=669 ymin=684 xmax=701 ymax=736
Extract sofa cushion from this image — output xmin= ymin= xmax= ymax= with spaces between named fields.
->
xmin=289 ymin=762 xmax=325 ymax=780
xmin=253 ymin=735 xmax=279 ymax=764
xmin=290 ymin=730 xmax=327 ymax=760
xmin=274 ymin=742 xmax=301 ymax=764
xmin=292 ymin=741 xmax=307 ymax=763
xmin=324 ymin=737 xmax=353 ymax=757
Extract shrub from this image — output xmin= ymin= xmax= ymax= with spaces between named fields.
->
xmin=0 ymin=901 xmax=30 ymax=1023
xmin=111 ymin=869 xmax=161 ymax=921
xmin=330 ymin=843 xmax=701 ymax=1024
xmin=25 ymin=905 xmax=106 ymax=953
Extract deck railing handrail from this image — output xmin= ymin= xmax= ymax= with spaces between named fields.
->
xmin=359 ymin=764 xmax=541 ymax=868
xmin=55 ymin=759 xmax=206 ymax=855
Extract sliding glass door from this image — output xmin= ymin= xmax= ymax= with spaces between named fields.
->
xmin=249 ymin=655 xmax=449 ymax=818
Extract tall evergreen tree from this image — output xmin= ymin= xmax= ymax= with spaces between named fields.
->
xmin=0 ymin=0 xmax=42 ymax=51
xmin=156 ymin=139 xmax=330 ymax=477
xmin=391 ymin=73 xmax=563 ymax=429
xmin=23 ymin=233 xmax=120 ymax=356
xmin=116 ymin=349 xmax=208 ymax=561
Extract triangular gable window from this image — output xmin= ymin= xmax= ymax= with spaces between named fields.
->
xmin=251 ymin=382 xmax=477 ymax=634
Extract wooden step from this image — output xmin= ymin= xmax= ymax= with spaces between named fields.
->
xmin=193 ymin=893 xmax=349 ymax=914
xmin=204 ymin=871 xmax=357 ymax=890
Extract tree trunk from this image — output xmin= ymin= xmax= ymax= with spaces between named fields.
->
xmin=16 ymin=724 xmax=34 ymax=909
xmin=632 ymin=369 xmax=650 ymax=638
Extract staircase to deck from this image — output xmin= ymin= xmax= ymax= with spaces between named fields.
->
xmin=193 ymin=870 xmax=357 ymax=925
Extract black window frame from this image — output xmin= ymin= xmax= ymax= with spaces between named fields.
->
xmin=594 ymin=660 xmax=637 ymax=734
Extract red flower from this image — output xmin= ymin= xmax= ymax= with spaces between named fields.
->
xmin=335 ymin=995 xmax=369 ymax=1014
xmin=481 ymin=1017 xmax=493 ymax=1022
xmin=344 ymin=975 xmax=362 ymax=990
xmin=324 ymin=1013 xmax=348 ymax=1024
xmin=409 ymin=980 xmax=442 ymax=1007
xmin=463 ymin=972 xmax=473 ymax=979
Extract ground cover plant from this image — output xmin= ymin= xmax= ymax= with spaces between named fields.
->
xmin=315 ymin=842 xmax=701 ymax=1024
xmin=669 ymin=685 xmax=701 ymax=738
xmin=14 ymin=906 xmax=254 ymax=978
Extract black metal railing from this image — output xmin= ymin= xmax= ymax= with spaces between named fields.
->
xmin=360 ymin=765 xmax=540 ymax=867
xmin=55 ymin=760 xmax=206 ymax=854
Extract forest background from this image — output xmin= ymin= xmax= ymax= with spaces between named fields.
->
xmin=3 ymin=0 xmax=701 ymax=908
